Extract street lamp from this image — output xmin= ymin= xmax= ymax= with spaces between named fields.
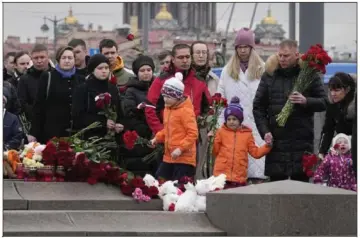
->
xmin=40 ymin=16 xmax=64 ymax=52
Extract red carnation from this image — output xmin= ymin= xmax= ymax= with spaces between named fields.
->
xmin=44 ymin=141 xmax=57 ymax=154
xmin=58 ymin=140 xmax=71 ymax=151
xmin=306 ymin=170 xmax=314 ymax=177
xmin=208 ymin=108 xmax=215 ymax=115
xmin=87 ymin=177 xmax=98 ymax=185
xmin=126 ymin=33 xmax=135 ymax=41
xmin=123 ymin=130 xmax=139 ymax=150
xmin=109 ymin=75 xmax=117 ymax=85
xmin=103 ymin=93 xmax=112 ymax=105
xmin=131 ymin=177 xmax=146 ymax=188
xmin=146 ymin=186 xmax=159 ymax=198
xmin=96 ymin=99 xmax=105 ymax=109
xmin=334 ymin=143 xmax=340 ymax=150
xmin=120 ymin=172 xmax=128 ymax=180
xmin=168 ymin=203 xmax=176 ymax=211
xmin=120 ymin=183 xmax=134 ymax=196
xmin=119 ymin=86 xmax=127 ymax=93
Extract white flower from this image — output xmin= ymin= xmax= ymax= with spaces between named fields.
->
xmin=195 ymin=179 xmax=213 ymax=195
xmin=158 ymin=181 xmax=178 ymax=198
xmin=34 ymin=145 xmax=46 ymax=154
xmin=195 ymin=195 xmax=206 ymax=212
xmin=162 ymin=193 xmax=180 ymax=211
xmin=143 ymin=174 xmax=159 ymax=188
xmin=33 ymin=154 xmax=42 ymax=162
xmin=95 ymin=96 xmax=100 ymax=101
xmin=175 ymin=183 xmax=198 ymax=212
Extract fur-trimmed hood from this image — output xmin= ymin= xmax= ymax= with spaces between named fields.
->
xmin=265 ymin=54 xmax=304 ymax=76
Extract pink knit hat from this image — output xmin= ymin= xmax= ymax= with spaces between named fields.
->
xmin=234 ymin=28 xmax=255 ymax=48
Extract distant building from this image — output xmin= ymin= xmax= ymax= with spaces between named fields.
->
xmin=253 ymin=6 xmax=286 ymax=45
xmin=123 ymin=2 xmax=217 ymax=32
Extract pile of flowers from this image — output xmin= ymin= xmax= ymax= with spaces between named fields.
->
xmin=19 ymin=142 xmax=45 ymax=168
xmin=276 ymin=44 xmax=332 ymax=127
xmin=119 ymin=173 xmax=227 ymax=212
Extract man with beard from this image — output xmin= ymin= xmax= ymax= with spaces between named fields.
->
xmin=253 ymin=40 xmax=327 ymax=182
xmin=99 ymin=39 xmax=133 ymax=92
xmin=4 ymin=52 xmax=16 ymax=81
xmin=9 ymin=51 xmax=32 ymax=89
xmin=68 ymin=38 xmax=90 ymax=77
xmin=17 ymin=44 xmax=53 ymax=142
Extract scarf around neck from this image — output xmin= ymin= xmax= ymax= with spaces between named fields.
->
xmin=55 ymin=64 xmax=76 ymax=78
xmin=240 ymin=61 xmax=249 ymax=73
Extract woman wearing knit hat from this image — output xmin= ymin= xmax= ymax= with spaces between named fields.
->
xmin=216 ymin=27 xmax=267 ymax=183
xmin=150 ymin=72 xmax=199 ymax=180
xmin=72 ymin=54 xmax=123 ymax=140
xmin=314 ymin=133 xmax=356 ymax=191
xmin=212 ymin=96 xmax=272 ymax=187
xmin=29 ymin=46 xmax=85 ymax=144
xmin=319 ymin=73 xmax=356 ymax=159
xmin=121 ymin=55 xmax=157 ymax=176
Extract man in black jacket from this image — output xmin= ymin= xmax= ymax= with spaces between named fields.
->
xmin=253 ymin=40 xmax=328 ymax=182
xmin=17 ymin=44 xmax=53 ymax=142
xmin=3 ymin=95 xmax=24 ymax=150
xmin=68 ymin=38 xmax=90 ymax=77
xmin=3 ymin=52 xmax=16 ymax=81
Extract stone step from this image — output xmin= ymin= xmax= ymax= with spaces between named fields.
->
xmin=4 ymin=210 xmax=226 ymax=236
xmin=4 ymin=181 xmax=162 ymax=211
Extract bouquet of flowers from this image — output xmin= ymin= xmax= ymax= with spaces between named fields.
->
xmin=302 ymin=152 xmax=321 ymax=177
xmin=95 ymin=93 xmax=117 ymax=138
xmin=276 ymin=44 xmax=332 ymax=127
xmin=119 ymin=173 xmax=160 ymax=202
xmin=122 ymin=130 xmax=164 ymax=164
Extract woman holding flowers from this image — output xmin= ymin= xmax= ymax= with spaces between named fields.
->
xmin=216 ymin=28 xmax=267 ymax=183
xmin=318 ymin=73 xmax=356 ymax=159
xmin=121 ymin=55 xmax=157 ymax=175
xmin=253 ymin=40 xmax=328 ymax=182
xmin=30 ymin=46 xmax=85 ymax=144
xmin=72 ymin=54 xmax=123 ymax=140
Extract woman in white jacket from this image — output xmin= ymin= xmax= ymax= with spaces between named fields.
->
xmin=217 ymin=27 xmax=267 ymax=183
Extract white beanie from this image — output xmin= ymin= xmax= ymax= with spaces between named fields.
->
xmin=161 ymin=72 xmax=184 ymax=99
xmin=332 ymin=133 xmax=351 ymax=150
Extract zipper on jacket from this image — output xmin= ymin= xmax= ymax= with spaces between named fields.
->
xmin=231 ymin=131 xmax=237 ymax=181
xmin=166 ymin=110 xmax=172 ymax=155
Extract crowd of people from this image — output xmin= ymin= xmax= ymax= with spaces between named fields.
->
xmin=3 ymin=27 xmax=357 ymax=191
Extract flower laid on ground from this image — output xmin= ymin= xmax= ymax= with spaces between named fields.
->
xmin=119 ymin=173 xmax=227 ymax=212
xmin=120 ymin=173 xmax=159 ymax=200
xmin=276 ymin=44 xmax=332 ymax=127
xmin=302 ymin=152 xmax=321 ymax=177
xmin=95 ymin=92 xmax=117 ymax=138
xmin=19 ymin=142 xmax=46 ymax=168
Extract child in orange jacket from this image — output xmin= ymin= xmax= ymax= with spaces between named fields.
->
xmin=151 ymin=73 xmax=199 ymax=180
xmin=213 ymin=96 xmax=272 ymax=187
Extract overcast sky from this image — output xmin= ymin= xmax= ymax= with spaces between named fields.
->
xmin=3 ymin=2 xmax=357 ymax=50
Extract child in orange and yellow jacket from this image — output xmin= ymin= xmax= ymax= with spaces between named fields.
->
xmin=150 ymin=73 xmax=199 ymax=181
xmin=212 ymin=96 xmax=272 ymax=187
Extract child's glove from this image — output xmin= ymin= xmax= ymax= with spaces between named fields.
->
xmin=171 ymin=148 xmax=182 ymax=159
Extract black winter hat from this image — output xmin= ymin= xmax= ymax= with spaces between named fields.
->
xmin=87 ymin=54 xmax=110 ymax=75
xmin=132 ymin=55 xmax=155 ymax=77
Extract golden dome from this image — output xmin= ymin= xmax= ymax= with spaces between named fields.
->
xmin=155 ymin=3 xmax=173 ymax=20
xmin=65 ymin=6 xmax=78 ymax=25
xmin=261 ymin=6 xmax=277 ymax=25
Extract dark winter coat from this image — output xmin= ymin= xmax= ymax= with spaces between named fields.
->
xmin=72 ymin=74 xmax=120 ymax=140
xmin=17 ymin=65 xmax=53 ymax=122
xmin=351 ymin=95 xmax=357 ymax=176
xmin=30 ymin=69 xmax=85 ymax=144
xmin=3 ymin=81 xmax=21 ymax=115
xmin=8 ymin=70 xmax=23 ymax=89
xmin=122 ymin=77 xmax=154 ymax=158
xmin=319 ymin=99 xmax=354 ymax=155
xmin=3 ymin=110 xmax=24 ymax=150
xmin=253 ymin=55 xmax=327 ymax=177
